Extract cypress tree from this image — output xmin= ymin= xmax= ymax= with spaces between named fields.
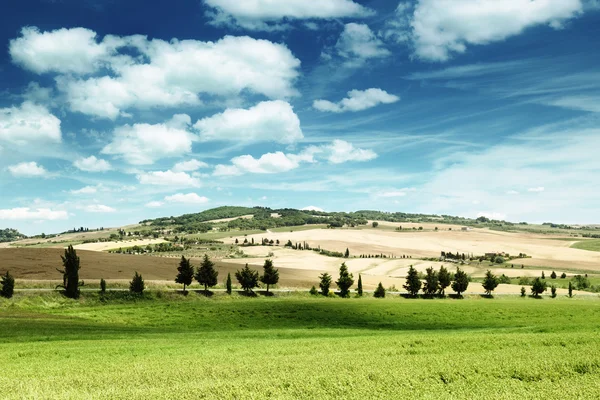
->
xmin=482 ymin=270 xmax=499 ymax=296
xmin=226 ymin=272 xmax=232 ymax=294
xmin=357 ymin=274 xmax=363 ymax=296
xmin=235 ymin=264 xmax=259 ymax=293
xmin=568 ymin=281 xmax=573 ymax=298
xmin=175 ymin=256 xmax=194 ymax=293
xmin=58 ymin=245 xmax=81 ymax=299
xmin=438 ymin=266 xmax=451 ymax=296
xmin=319 ymin=272 xmax=332 ymax=296
xmin=451 ymin=267 xmax=469 ymax=297
xmin=1 ymin=271 xmax=15 ymax=299
xmin=423 ymin=267 xmax=439 ymax=297
xmin=374 ymin=282 xmax=385 ymax=298
xmin=531 ymin=277 xmax=547 ymax=297
xmin=551 ymin=285 xmax=557 ymax=298
xmin=196 ymin=254 xmax=219 ymax=292
xmin=129 ymin=272 xmax=145 ymax=294
xmin=344 ymin=248 xmax=350 ymax=258
xmin=100 ymin=278 xmax=106 ymax=294
xmin=336 ymin=262 xmax=354 ymax=297
xmin=403 ymin=265 xmax=421 ymax=297
xmin=260 ymin=259 xmax=279 ymax=294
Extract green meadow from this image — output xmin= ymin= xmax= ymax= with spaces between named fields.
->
xmin=571 ymin=239 xmax=600 ymax=252
xmin=1 ymin=293 xmax=600 ymax=399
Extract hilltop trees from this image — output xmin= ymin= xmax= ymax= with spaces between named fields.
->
xmin=1 ymin=271 xmax=14 ymax=299
xmin=58 ymin=245 xmax=81 ymax=299
xmin=438 ymin=266 xmax=451 ymax=296
xmin=404 ymin=265 xmax=421 ymax=297
xmin=336 ymin=262 xmax=354 ymax=297
xmin=235 ymin=264 xmax=259 ymax=293
xmin=451 ymin=267 xmax=469 ymax=297
xmin=260 ymin=259 xmax=279 ymax=294
xmin=319 ymin=272 xmax=332 ymax=296
xmin=482 ymin=270 xmax=499 ymax=296
xmin=423 ymin=267 xmax=439 ymax=297
xmin=130 ymin=272 xmax=145 ymax=294
xmin=176 ymin=256 xmax=194 ymax=293
xmin=196 ymin=254 xmax=219 ymax=293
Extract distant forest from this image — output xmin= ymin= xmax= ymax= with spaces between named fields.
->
xmin=0 ymin=228 xmax=26 ymax=243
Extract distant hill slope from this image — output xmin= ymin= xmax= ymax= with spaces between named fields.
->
xmin=0 ymin=228 xmax=26 ymax=243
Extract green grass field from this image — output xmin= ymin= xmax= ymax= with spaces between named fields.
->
xmin=571 ymin=239 xmax=600 ymax=252
xmin=1 ymin=293 xmax=600 ymax=399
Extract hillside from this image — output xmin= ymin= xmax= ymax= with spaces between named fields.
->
xmin=0 ymin=228 xmax=26 ymax=243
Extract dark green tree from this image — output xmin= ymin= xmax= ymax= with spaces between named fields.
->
xmin=260 ymin=259 xmax=279 ymax=294
xmin=100 ymin=278 xmax=106 ymax=293
xmin=1 ymin=271 xmax=15 ymax=299
xmin=235 ymin=264 xmax=259 ymax=293
xmin=196 ymin=254 xmax=219 ymax=292
xmin=568 ymin=281 xmax=573 ymax=298
xmin=561 ymin=272 xmax=567 ymax=279
xmin=451 ymin=267 xmax=469 ymax=297
xmin=403 ymin=265 xmax=421 ymax=297
xmin=319 ymin=272 xmax=332 ymax=296
xmin=423 ymin=267 xmax=439 ymax=297
xmin=357 ymin=274 xmax=363 ymax=296
xmin=374 ymin=282 xmax=385 ymax=298
xmin=372 ymin=221 xmax=379 ymax=228
xmin=176 ymin=256 xmax=194 ymax=293
xmin=482 ymin=270 xmax=499 ymax=296
xmin=58 ymin=245 xmax=81 ymax=299
xmin=130 ymin=272 xmax=145 ymax=294
xmin=541 ymin=271 xmax=546 ymax=280
xmin=531 ymin=277 xmax=547 ymax=297
xmin=336 ymin=262 xmax=354 ymax=297
xmin=344 ymin=248 xmax=350 ymax=258
xmin=520 ymin=286 xmax=526 ymax=297
xmin=309 ymin=285 xmax=318 ymax=295
xmin=226 ymin=272 xmax=232 ymax=294
xmin=438 ymin=266 xmax=451 ymax=296
xmin=551 ymin=285 xmax=557 ymax=298
xmin=550 ymin=271 xmax=557 ymax=279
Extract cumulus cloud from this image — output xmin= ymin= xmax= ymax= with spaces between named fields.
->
xmin=164 ymin=193 xmax=209 ymax=204
xmin=146 ymin=201 xmax=164 ymax=208
xmin=0 ymin=207 xmax=69 ymax=221
xmin=194 ymin=101 xmax=303 ymax=144
xmin=83 ymin=204 xmax=116 ymax=213
xmin=320 ymin=140 xmax=377 ymax=164
xmin=102 ymin=115 xmax=194 ymax=165
xmin=173 ymin=159 xmax=209 ymax=172
xmin=204 ymin=0 xmax=374 ymax=30
xmin=335 ymin=23 xmax=390 ymax=65
xmin=137 ymin=170 xmax=201 ymax=187
xmin=74 ymin=155 xmax=112 ymax=172
xmin=313 ymin=88 xmax=400 ymax=113
xmin=70 ymin=186 xmax=98 ymax=195
xmin=0 ymin=101 xmax=61 ymax=145
xmin=389 ymin=0 xmax=585 ymax=62
xmin=214 ymin=151 xmax=312 ymax=176
xmin=9 ymin=27 xmax=301 ymax=119
xmin=8 ymin=161 xmax=48 ymax=178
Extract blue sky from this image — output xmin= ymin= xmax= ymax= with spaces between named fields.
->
xmin=1 ymin=0 xmax=599 ymax=235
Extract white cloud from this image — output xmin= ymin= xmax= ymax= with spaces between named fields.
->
xmin=314 ymin=88 xmax=400 ymax=113
xmin=164 ymin=193 xmax=209 ymax=204
xmin=506 ymin=190 xmax=519 ymax=195
xmin=0 ymin=208 xmax=68 ymax=221
xmin=70 ymin=186 xmax=98 ymax=195
xmin=83 ymin=204 xmax=116 ymax=213
xmin=146 ymin=201 xmax=164 ymax=208
xmin=321 ymin=140 xmax=377 ymax=164
xmin=544 ymin=96 xmax=600 ymax=113
xmin=102 ymin=115 xmax=194 ymax=165
xmin=393 ymin=0 xmax=585 ymax=62
xmin=335 ymin=23 xmax=390 ymax=65
xmin=213 ymin=164 xmax=244 ymax=177
xmin=217 ymin=151 xmax=307 ymax=175
xmin=194 ymin=101 xmax=303 ymax=144
xmin=137 ymin=170 xmax=201 ymax=187
xmin=528 ymin=187 xmax=545 ymax=193
xmin=0 ymin=101 xmax=61 ymax=145
xmin=173 ymin=159 xmax=209 ymax=172
xmin=301 ymin=206 xmax=324 ymax=212
xmin=74 ymin=155 xmax=112 ymax=172
xmin=204 ymin=0 xmax=374 ymax=30
xmin=378 ymin=190 xmax=408 ymax=198
xmin=8 ymin=161 xmax=48 ymax=178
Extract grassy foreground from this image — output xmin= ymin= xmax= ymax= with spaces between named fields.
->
xmin=1 ymin=293 xmax=600 ymax=399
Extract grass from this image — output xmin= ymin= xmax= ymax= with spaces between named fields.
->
xmin=1 ymin=293 xmax=600 ymax=399
xmin=571 ymin=239 xmax=600 ymax=252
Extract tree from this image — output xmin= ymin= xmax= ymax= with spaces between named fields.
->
xmin=374 ymin=282 xmax=385 ymax=298
xmin=176 ymin=256 xmax=194 ymax=293
xmin=482 ymin=270 xmax=499 ymax=296
xmin=571 ymin=275 xmax=590 ymax=290
xmin=372 ymin=221 xmax=379 ymax=228
xmin=531 ymin=277 xmax=547 ymax=297
xmin=196 ymin=254 xmax=219 ymax=292
xmin=130 ymin=272 xmax=145 ymax=294
xmin=226 ymin=273 xmax=232 ymax=294
xmin=451 ymin=267 xmax=469 ymax=297
xmin=309 ymin=285 xmax=318 ymax=295
xmin=550 ymin=271 xmax=557 ymax=279
xmin=551 ymin=285 xmax=557 ymax=298
xmin=260 ymin=259 xmax=279 ymax=294
xmin=541 ymin=271 xmax=546 ymax=280
xmin=344 ymin=248 xmax=350 ymax=258
xmin=1 ymin=271 xmax=15 ymax=299
xmin=423 ymin=267 xmax=439 ymax=297
xmin=403 ymin=265 xmax=421 ymax=297
xmin=520 ymin=286 xmax=526 ymax=297
xmin=561 ymin=272 xmax=567 ymax=279
xmin=438 ymin=266 xmax=451 ymax=296
xmin=58 ymin=245 xmax=81 ymax=299
xmin=319 ymin=272 xmax=332 ymax=296
xmin=336 ymin=263 xmax=354 ymax=297
xmin=235 ymin=264 xmax=259 ymax=293
xmin=100 ymin=278 xmax=106 ymax=293
xmin=568 ymin=281 xmax=573 ymax=298
xmin=357 ymin=274 xmax=363 ymax=296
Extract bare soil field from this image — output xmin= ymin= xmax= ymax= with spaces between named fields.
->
xmin=73 ymin=238 xmax=167 ymax=252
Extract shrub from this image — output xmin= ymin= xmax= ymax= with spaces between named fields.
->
xmin=129 ymin=272 xmax=145 ymax=294
xmin=561 ymin=272 xmax=567 ymax=279
xmin=309 ymin=285 xmax=318 ymax=295
xmin=498 ymin=274 xmax=511 ymax=284
xmin=541 ymin=271 xmax=546 ymax=279
xmin=571 ymin=275 xmax=590 ymax=290
xmin=100 ymin=278 xmax=106 ymax=293
xmin=372 ymin=222 xmax=379 ymax=228
xmin=1 ymin=271 xmax=15 ymax=299
xmin=520 ymin=286 xmax=526 ymax=297
xmin=551 ymin=285 xmax=557 ymax=298
xmin=550 ymin=271 xmax=557 ymax=279
xmin=494 ymin=256 xmax=505 ymax=264
xmin=518 ymin=277 xmax=531 ymax=286
xmin=374 ymin=282 xmax=386 ymax=298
